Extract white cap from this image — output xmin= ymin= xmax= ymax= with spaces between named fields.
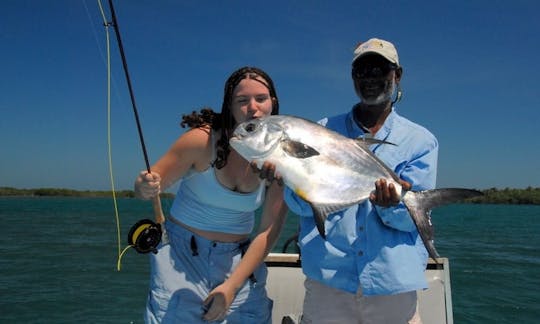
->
xmin=352 ymin=38 xmax=399 ymax=66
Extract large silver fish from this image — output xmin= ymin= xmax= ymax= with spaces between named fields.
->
xmin=230 ymin=115 xmax=482 ymax=261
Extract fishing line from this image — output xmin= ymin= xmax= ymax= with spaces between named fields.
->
xmin=95 ymin=0 xmax=125 ymax=271
xmin=96 ymin=0 xmax=165 ymax=270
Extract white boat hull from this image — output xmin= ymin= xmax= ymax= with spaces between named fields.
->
xmin=265 ymin=253 xmax=453 ymax=324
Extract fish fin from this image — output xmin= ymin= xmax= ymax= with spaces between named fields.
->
xmin=281 ymin=140 xmax=320 ymax=159
xmin=350 ymin=138 xmax=403 ymax=184
xmin=312 ymin=207 xmax=327 ymax=239
xmin=402 ymin=189 xmax=483 ymax=263
xmin=354 ymin=137 xmax=396 ymax=147
xmin=309 ymin=202 xmax=356 ymax=239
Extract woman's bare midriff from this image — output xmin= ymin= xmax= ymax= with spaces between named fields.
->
xmin=173 ymin=218 xmax=250 ymax=243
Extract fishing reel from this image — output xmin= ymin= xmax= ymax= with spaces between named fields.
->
xmin=127 ymin=219 xmax=162 ymax=254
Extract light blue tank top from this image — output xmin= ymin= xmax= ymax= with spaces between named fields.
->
xmin=169 ymin=132 xmax=265 ymax=234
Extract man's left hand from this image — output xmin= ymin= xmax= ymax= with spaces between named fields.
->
xmin=370 ymin=178 xmax=411 ymax=207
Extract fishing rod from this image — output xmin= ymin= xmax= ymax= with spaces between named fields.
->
xmin=105 ymin=0 xmax=164 ymax=254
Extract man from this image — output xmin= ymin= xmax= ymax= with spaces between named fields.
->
xmin=261 ymin=38 xmax=438 ymax=323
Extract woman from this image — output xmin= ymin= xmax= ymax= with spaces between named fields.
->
xmin=134 ymin=66 xmax=288 ymax=323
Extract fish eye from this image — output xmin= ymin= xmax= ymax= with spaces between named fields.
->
xmin=244 ymin=122 xmax=257 ymax=133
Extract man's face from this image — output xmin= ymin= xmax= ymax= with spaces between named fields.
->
xmin=352 ymin=54 xmax=400 ymax=105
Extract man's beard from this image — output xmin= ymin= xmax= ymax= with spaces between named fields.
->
xmin=360 ymin=79 xmax=396 ymax=105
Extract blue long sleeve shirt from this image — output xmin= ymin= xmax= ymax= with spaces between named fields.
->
xmin=284 ymin=109 xmax=438 ymax=295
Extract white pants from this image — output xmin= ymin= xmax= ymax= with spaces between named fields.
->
xmin=300 ymin=278 xmax=422 ymax=324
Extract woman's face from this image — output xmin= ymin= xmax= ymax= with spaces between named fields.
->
xmin=230 ymin=77 xmax=274 ymax=125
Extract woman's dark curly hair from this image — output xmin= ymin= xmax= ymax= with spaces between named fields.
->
xmin=181 ymin=66 xmax=279 ymax=169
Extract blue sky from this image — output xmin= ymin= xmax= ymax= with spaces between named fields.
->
xmin=1 ymin=0 xmax=539 ymax=191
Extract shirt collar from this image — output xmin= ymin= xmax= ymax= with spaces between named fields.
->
xmin=345 ymin=110 xmax=366 ymax=138
xmin=347 ymin=106 xmax=397 ymax=141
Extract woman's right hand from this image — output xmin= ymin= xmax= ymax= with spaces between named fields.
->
xmin=134 ymin=171 xmax=161 ymax=200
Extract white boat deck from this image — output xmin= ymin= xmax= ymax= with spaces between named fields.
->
xmin=265 ymin=253 xmax=453 ymax=324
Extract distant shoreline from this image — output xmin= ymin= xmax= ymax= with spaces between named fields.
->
xmin=0 ymin=187 xmax=174 ymax=199
xmin=1 ymin=187 xmax=539 ymax=205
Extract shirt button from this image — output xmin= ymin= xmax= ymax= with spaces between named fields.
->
xmin=358 ymin=226 xmax=364 ymax=231
xmin=358 ymin=251 xmax=363 ymax=256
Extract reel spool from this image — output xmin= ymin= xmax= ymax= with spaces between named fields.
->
xmin=127 ymin=219 xmax=162 ymax=254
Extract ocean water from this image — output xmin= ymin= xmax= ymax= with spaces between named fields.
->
xmin=0 ymin=197 xmax=539 ymax=323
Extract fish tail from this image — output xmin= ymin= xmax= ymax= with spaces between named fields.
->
xmin=402 ymin=188 xmax=483 ymax=263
